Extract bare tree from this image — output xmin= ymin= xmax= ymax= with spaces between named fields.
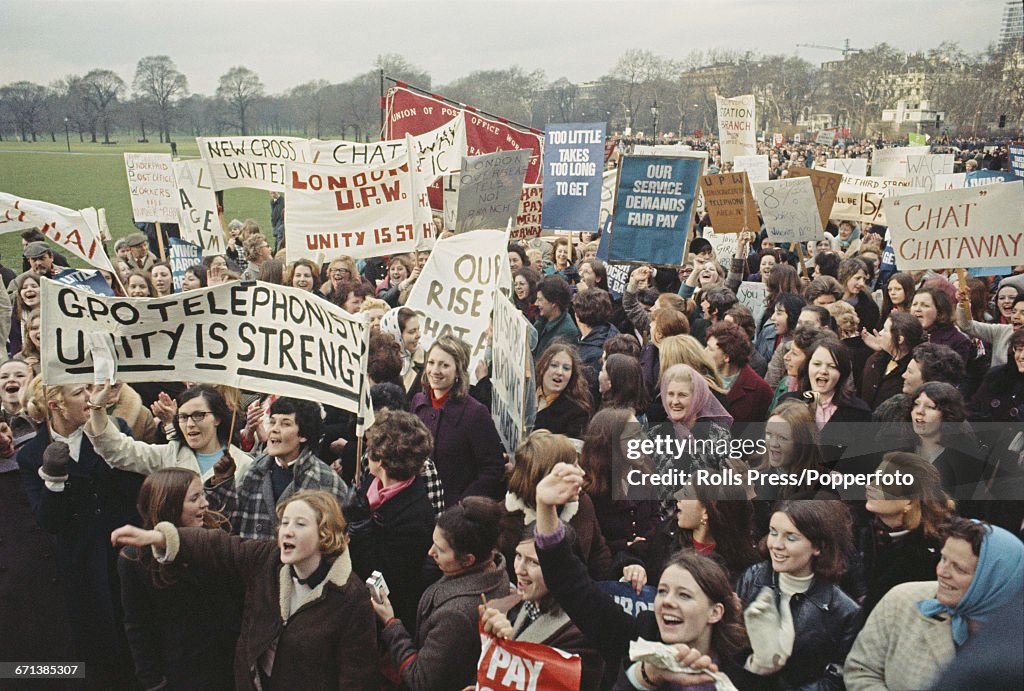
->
xmin=133 ymin=56 xmax=188 ymax=142
xmin=81 ymin=69 xmax=125 ymax=143
xmin=0 ymin=81 xmax=49 ymax=141
xmin=216 ymin=66 xmax=264 ymax=135
xmin=441 ymin=66 xmax=545 ymax=125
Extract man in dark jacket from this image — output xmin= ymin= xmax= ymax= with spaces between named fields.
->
xmin=533 ymin=275 xmax=580 ymax=359
xmin=573 ymin=288 xmax=619 ymax=393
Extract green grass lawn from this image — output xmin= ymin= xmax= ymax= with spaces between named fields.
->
xmin=0 ymin=138 xmax=272 ymax=268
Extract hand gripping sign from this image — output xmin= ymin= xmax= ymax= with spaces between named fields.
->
xmin=476 ymin=622 xmax=581 ymax=691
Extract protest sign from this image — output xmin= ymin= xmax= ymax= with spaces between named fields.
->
xmin=816 ymin=129 xmax=835 ymax=145
xmin=905 ymin=154 xmax=955 ymax=192
xmin=870 ymin=146 xmax=930 ymax=177
xmin=610 ymin=155 xmax=703 ymax=266
xmin=773 ymin=133 xmax=784 ymax=146
xmin=169 ymin=238 xmax=202 ymax=293
xmin=1010 ymin=143 xmax=1024 ymax=179
xmin=632 ymin=144 xmax=693 ymax=156
xmin=700 ymin=172 xmax=758 ymax=234
xmin=405 ymin=229 xmax=507 ymax=372
xmin=173 ymin=159 xmax=227 ymax=255
xmin=311 ymin=113 xmax=467 ymax=183
xmin=737 ymin=281 xmax=768 ymax=325
xmin=885 ymin=182 xmax=1024 ymax=270
xmin=54 ymin=268 xmax=114 ymax=296
xmin=197 ymin=136 xmax=313 ymax=192
xmin=733 ymin=155 xmax=769 ymax=186
xmin=283 ymin=154 xmax=429 ymax=261
xmin=476 ymin=627 xmax=581 ymax=691
xmin=454 ymin=150 xmax=531 ymax=233
xmin=787 ymin=166 xmax=843 ymax=230
xmin=825 ymin=158 xmax=868 ymax=176
xmin=752 ymin=177 xmax=822 ymax=243
xmin=716 ymin=95 xmax=756 ymax=163
xmin=935 ymin=173 xmax=966 ymax=191
xmin=965 ymin=170 xmax=1023 ymax=187
xmin=596 ymin=581 xmax=656 ymax=616
xmin=598 ymin=169 xmax=618 ymax=230
xmin=830 ymin=174 xmax=915 ymax=224
xmin=385 ymin=87 xmax=543 ymax=209
xmin=541 ymin=122 xmax=605 ymax=232
xmin=704 ymin=228 xmax=739 ymax=264
xmin=442 ymin=174 xmax=459 ymax=231
xmin=513 ymin=184 xmax=543 ymax=240
xmin=40 ymin=279 xmax=368 ymax=413
xmin=124 ymin=153 xmax=178 ymax=223
xmin=909 ymin=132 xmax=928 ymax=146
xmin=491 ymin=292 xmax=531 ymax=458
xmin=0 ymin=193 xmax=115 ymax=272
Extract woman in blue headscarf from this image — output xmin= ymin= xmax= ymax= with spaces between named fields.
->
xmin=844 ymin=516 xmax=1024 ymax=690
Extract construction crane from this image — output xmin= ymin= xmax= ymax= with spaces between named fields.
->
xmin=796 ymin=38 xmax=863 ymax=57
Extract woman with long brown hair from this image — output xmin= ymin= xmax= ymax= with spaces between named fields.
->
xmin=533 ymin=342 xmax=592 ymax=438
xmin=118 ymin=468 xmax=238 ymax=690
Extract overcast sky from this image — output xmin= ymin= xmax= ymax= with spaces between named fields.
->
xmin=4 ymin=0 xmax=1009 ymax=94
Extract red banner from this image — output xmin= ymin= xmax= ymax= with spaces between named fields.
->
xmin=385 ymin=86 xmax=543 ymax=210
xmin=476 ymin=627 xmax=581 ymax=691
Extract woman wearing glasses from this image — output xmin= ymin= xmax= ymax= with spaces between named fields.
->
xmin=84 ymin=383 xmax=253 ymax=510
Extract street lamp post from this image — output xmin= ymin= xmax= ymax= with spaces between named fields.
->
xmin=63 ymin=117 xmax=70 ymax=152
xmin=650 ymin=99 xmax=659 ymax=143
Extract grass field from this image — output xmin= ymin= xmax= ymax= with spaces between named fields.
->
xmin=0 ymin=138 xmax=272 ymax=269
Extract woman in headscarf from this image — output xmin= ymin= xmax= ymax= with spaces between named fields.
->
xmin=379 ymin=306 xmax=425 ymax=398
xmin=845 ymin=517 xmax=1024 ymax=690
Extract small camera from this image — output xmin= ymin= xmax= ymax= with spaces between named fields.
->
xmin=366 ymin=570 xmax=390 ymax=604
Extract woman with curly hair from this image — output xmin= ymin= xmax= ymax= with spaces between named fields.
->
xmin=284 ymin=258 xmax=321 ymax=294
xmin=118 ymin=468 xmax=239 ymax=690
xmin=533 ymin=342 xmax=592 ymax=438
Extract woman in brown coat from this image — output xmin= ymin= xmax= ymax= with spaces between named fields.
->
xmin=112 ymin=489 xmax=377 ymax=690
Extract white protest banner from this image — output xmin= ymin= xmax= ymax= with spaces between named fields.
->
xmin=825 ymin=158 xmax=868 ymax=176
xmin=787 ymin=166 xmax=844 ymax=230
xmin=311 ymin=114 xmax=467 ymax=184
xmin=885 ymin=182 xmax=1024 ymax=271
xmin=737 ymin=281 xmax=768 ymax=325
xmin=733 ymin=155 xmax=769 ymax=186
xmin=905 ymin=154 xmax=955 ymax=192
xmin=283 ymin=153 xmax=429 ymax=261
xmin=405 ymin=229 xmax=507 ymax=372
xmin=870 ymin=146 xmax=930 ymax=178
xmin=442 ymin=174 xmax=459 ymax=231
xmin=0 ymin=193 xmax=114 ymax=272
xmin=830 ymin=174 xmax=914 ymax=224
xmin=491 ymin=292 xmax=531 ymax=458
xmin=40 ymin=279 xmax=368 ymax=413
xmin=716 ymin=95 xmax=756 ymax=163
xmin=751 ymin=177 xmax=822 ymax=243
xmin=455 ymin=150 xmax=531 ymax=233
xmin=513 ymin=184 xmax=543 ymax=240
xmin=168 ymin=238 xmax=202 ymax=292
xmin=173 ymin=159 xmax=227 ymax=255
xmin=632 ymin=144 xmax=693 ymax=156
xmin=598 ymin=169 xmax=617 ymax=230
xmin=704 ymin=228 xmax=738 ymax=263
xmin=815 ymin=129 xmax=835 ymax=146
xmin=197 ymin=136 xmax=313 ymax=192
xmin=935 ymin=173 xmax=966 ymax=191
xmin=124 ymin=153 xmax=178 ymax=223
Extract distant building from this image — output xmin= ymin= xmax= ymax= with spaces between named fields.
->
xmin=1001 ymin=0 xmax=1024 ymax=49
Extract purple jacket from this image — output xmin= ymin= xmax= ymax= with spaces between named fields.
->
xmin=411 ymin=392 xmax=505 ymax=507
xmin=926 ymin=324 xmax=972 ymax=367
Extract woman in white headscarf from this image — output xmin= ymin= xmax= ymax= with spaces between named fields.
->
xmin=379 ymin=307 xmax=426 ymax=398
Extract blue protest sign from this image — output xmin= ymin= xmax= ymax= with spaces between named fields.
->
xmin=965 ymin=170 xmax=1022 ymax=187
xmin=596 ymin=581 xmax=657 ymax=617
xmin=610 ymin=156 xmax=702 ymax=265
xmin=54 ymin=268 xmax=114 ymax=296
xmin=541 ymin=123 xmax=606 ymax=232
xmin=169 ymin=237 xmax=202 ymax=292
xmin=1010 ymin=144 xmax=1024 ymax=179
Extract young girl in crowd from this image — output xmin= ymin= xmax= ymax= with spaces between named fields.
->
xmin=112 ymin=489 xmax=378 ymax=689
xmin=879 ymin=271 xmax=915 ymax=325
xmin=534 ymin=342 xmax=592 ymax=438
xmin=118 ymin=468 xmax=239 ymax=690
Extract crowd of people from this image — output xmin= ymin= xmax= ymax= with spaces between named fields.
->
xmin=2 ymin=134 xmax=1023 ymax=690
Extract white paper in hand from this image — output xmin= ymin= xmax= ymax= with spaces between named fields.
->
xmin=628 ymin=638 xmax=739 ymax=691
xmin=86 ymin=333 xmax=118 ymax=385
